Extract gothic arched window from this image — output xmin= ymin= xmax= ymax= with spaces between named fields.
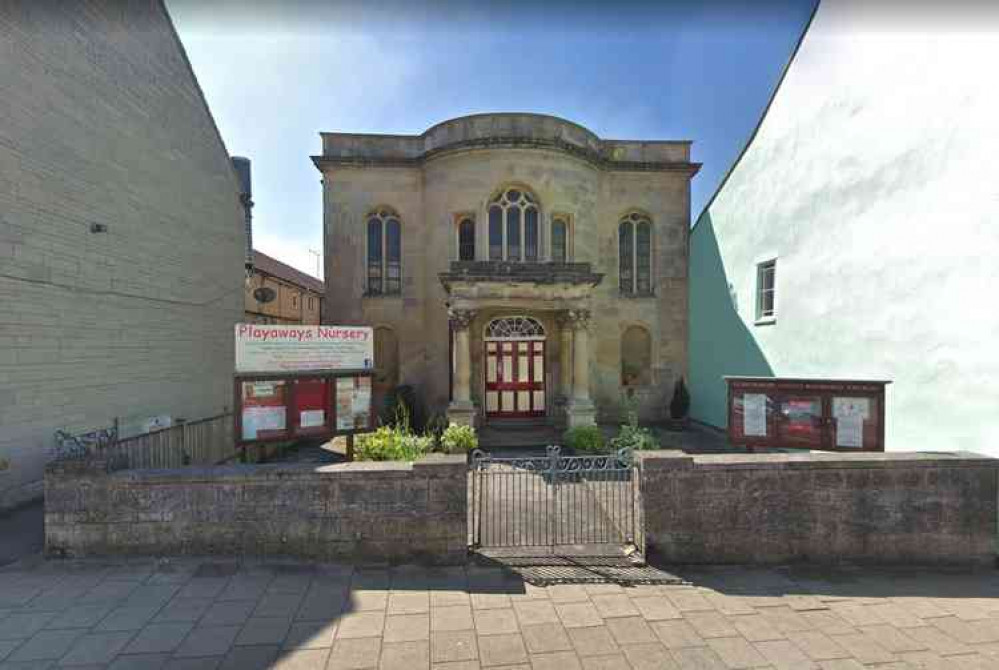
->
xmin=367 ymin=208 xmax=401 ymax=295
xmin=619 ymin=212 xmax=652 ymax=295
xmin=488 ymin=187 xmax=539 ymax=262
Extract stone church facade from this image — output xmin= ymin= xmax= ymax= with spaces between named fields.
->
xmin=314 ymin=114 xmax=698 ymax=428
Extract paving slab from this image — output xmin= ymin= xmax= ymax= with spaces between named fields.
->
xmin=0 ymin=561 xmax=996 ymax=670
xmin=6 ymin=629 xmax=83 ymax=662
xmin=431 ymin=630 xmax=478 ymax=663
xmin=477 ymin=633 xmax=527 ymax=667
xmin=328 ymin=637 xmax=381 ymax=669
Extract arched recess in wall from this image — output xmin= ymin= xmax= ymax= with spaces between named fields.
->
xmin=373 ymin=327 xmax=400 ymax=416
xmin=621 ymin=325 xmax=652 ymax=387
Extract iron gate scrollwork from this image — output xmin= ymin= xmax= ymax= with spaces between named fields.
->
xmin=470 ymin=445 xmax=640 ymax=552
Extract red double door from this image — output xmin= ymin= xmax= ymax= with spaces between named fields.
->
xmin=485 ymin=339 xmax=545 ymax=418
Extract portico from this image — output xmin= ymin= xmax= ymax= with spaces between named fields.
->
xmin=441 ymin=262 xmax=603 ymax=429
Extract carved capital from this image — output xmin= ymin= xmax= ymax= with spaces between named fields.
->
xmin=448 ymin=308 xmax=476 ymax=331
xmin=565 ymin=309 xmax=591 ymax=331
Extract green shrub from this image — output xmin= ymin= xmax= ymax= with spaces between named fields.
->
xmin=425 ymin=412 xmax=449 ymax=450
xmin=441 ymin=423 xmax=478 ymax=453
xmin=563 ymin=425 xmax=605 ymax=453
xmin=610 ymin=423 xmax=658 ymax=451
xmin=355 ymin=425 xmax=432 ymax=462
xmin=611 ymin=392 xmax=658 ymax=451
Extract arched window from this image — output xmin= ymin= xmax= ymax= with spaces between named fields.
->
xmin=619 ymin=212 xmax=652 ymax=295
xmin=551 ymin=216 xmax=569 ymax=263
xmin=488 ymin=187 xmax=539 ymax=262
xmin=458 ymin=217 xmax=475 ymax=261
xmin=621 ymin=325 xmax=652 ymax=387
xmin=485 ymin=316 xmax=546 ymax=339
xmin=366 ymin=208 xmax=401 ymax=295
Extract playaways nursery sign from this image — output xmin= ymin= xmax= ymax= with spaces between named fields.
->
xmin=235 ymin=324 xmax=374 ymax=374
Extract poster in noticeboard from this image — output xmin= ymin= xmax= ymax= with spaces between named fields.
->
xmin=241 ymin=380 xmax=287 ymax=440
xmin=833 ymin=397 xmax=869 ymax=448
xmin=336 ymin=376 xmax=372 ymax=431
xmin=742 ymin=393 xmax=767 ymax=437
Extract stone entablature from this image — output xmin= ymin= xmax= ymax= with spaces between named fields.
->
xmin=439 ymin=261 xmax=603 ymax=289
xmin=313 ymin=113 xmax=699 ymax=173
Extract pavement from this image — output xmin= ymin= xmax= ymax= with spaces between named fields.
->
xmin=0 ymin=501 xmax=43 ymax=568
xmin=1 ymin=556 xmax=999 ymax=669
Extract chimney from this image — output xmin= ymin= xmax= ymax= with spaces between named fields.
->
xmin=231 ymin=156 xmax=253 ymax=272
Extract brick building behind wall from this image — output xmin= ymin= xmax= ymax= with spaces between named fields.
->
xmin=0 ymin=1 xmax=246 ymax=510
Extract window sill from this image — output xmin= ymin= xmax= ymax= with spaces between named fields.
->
xmin=754 ymin=316 xmax=777 ymax=326
xmin=362 ymin=293 xmax=402 ymax=299
xmin=619 ymin=292 xmax=656 ymax=299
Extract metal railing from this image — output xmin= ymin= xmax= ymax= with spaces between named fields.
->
xmin=54 ymin=414 xmax=236 ymax=471
xmin=107 ymin=414 xmax=235 ymax=470
xmin=470 ymin=445 xmax=637 ymax=551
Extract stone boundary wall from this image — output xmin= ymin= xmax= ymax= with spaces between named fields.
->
xmin=639 ymin=450 xmax=998 ymax=566
xmin=44 ymin=455 xmax=467 ymax=565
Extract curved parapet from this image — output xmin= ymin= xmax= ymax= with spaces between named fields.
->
xmin=314 ymin=112 xmax=698 ymax=173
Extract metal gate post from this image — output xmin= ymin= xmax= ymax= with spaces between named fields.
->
xmin=470 ymin=449 xmax=485 ymax=549
xmin=547 ymin=445 xmax=560 ymax=549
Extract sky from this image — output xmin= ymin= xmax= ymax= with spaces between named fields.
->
xmin=167 ymin=0 xmax=817 ymax=280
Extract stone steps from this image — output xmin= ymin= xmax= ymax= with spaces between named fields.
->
xmin=478 ymin=421 xmax=561 ymax=450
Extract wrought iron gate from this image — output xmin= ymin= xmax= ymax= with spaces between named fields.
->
xmin=470 ymin=446 xmax=640 ymax=552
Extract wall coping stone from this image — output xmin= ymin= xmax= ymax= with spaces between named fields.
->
xmin=638 ymin=449 xmax=998 ymax=471
xmin=47 ymin=455 xmax=467 ymax=483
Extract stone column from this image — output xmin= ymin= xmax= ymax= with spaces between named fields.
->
xmin=555 ymin=312 xmax=573 ymax=429
xmin=447 ymin=308 xmax=477 ymax=426
xmin=566 ymin=309 xmax=597 ymax=428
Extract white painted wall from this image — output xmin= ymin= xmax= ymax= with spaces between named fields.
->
xmin=693 ymin=0 xmax=999 ymax=455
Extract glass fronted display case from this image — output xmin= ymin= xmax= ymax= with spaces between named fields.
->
xmin=234 ymin=371 xmax=375 ymax=453
xmin=725 ymin=377 xmax=889 ymax=452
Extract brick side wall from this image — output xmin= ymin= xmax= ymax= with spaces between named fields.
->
xmin=0 ymin=2 xmax=245 ymax=509
xmin=44 ymin=455 xmax=468 ymax=565
xmin=639 ymin=451 xmax=998 ymax=566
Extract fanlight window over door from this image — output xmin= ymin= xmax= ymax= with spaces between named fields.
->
xmin=488 ymin=187 xmax=540 ymax=262
xmin=485 ymin=316 xmax=545 ymax=340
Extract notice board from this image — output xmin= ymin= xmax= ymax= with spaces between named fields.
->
xmin=235 ymin=371 xmax=375 ymax=446
xmin=726 ymin=376 xmax=889 ymax=452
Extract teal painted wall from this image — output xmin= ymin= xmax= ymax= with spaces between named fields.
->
xmin=688 ymin=213 xmax=772 ymax=428
xmin=687 ymin=0 xmax=999 ymax=455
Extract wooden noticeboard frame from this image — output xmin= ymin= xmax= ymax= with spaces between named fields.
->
xmin=234 ymin=370 xmax=375 ymax=460
xmin=725 ymin=376 xmax=890 ymax=453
